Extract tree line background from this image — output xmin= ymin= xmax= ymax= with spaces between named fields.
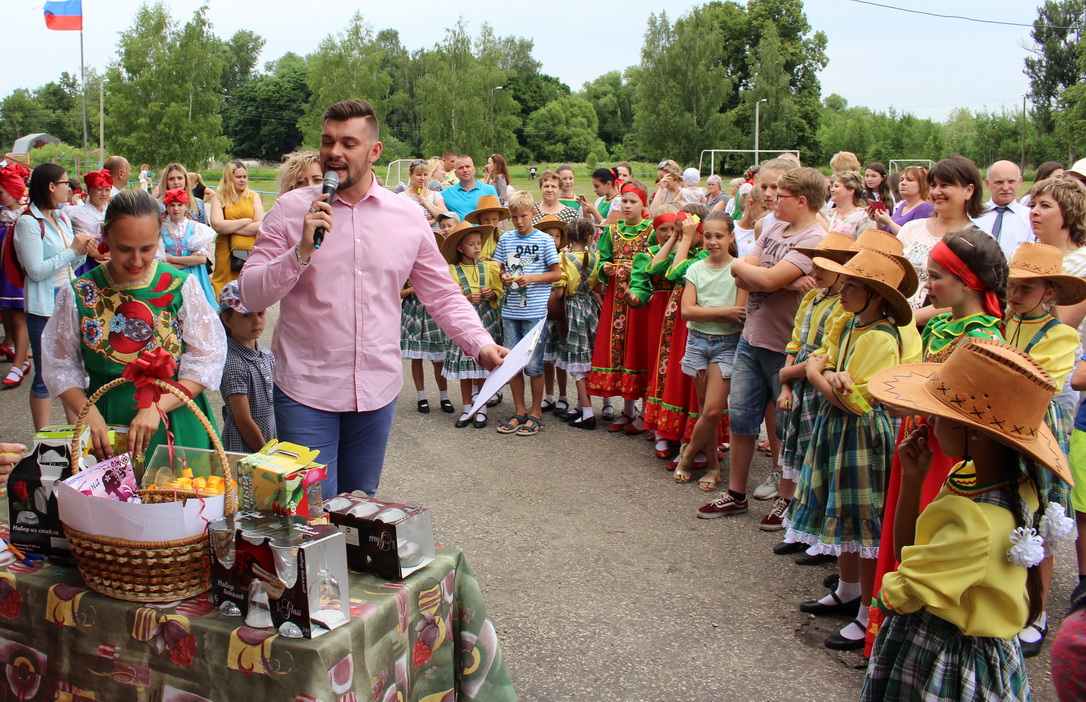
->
xmin=2 ymin=0 xmax=1084 ymax=176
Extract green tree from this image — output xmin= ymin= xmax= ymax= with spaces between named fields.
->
xmin=735 ymin=25 xmax=804 ymax=161
xmin=524 ymin=95 xmax=606 ymax=163
xmin=225 ymin=64 xmax=310 ymax=162
xmin=582 ymin=71 xmax=636 ymax=154
xmin=219 ymin=29 xmax=265 ymax=96
xmin=1026 ymin=0 xmax=1086 ymax=137
xmin=300 ymin=13 xmax=396 ymax=145
xmin=0 ymin=90 xmax=49 ymax=149
xmin=633 ymin=9 xmax=734 ymax=162
xmin=416 ymin=21 xmax=519 ymax=161
xmin=105 ymin=2 xmax=229 ymax=167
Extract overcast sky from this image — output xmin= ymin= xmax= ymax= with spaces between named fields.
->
xmin=10 ymin=0 xmax=1039 ymax=123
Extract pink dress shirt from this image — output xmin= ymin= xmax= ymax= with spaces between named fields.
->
xmin=239 ymin=176 xmax=495 ymax=413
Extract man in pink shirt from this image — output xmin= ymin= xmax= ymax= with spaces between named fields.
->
xmin=240 ymin=99 xmax=506 ymax=496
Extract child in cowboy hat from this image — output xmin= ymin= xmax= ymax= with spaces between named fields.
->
xmin=535 ymin=215 xmax=569 ymax=415
xmin=1004 ymin=240 xmax=1086 ymax=655
xmin=863 ymin=338 xmax=1074 ymax=702
xmin=466 ymin=194 xmax=510 ymax=262
xmin=439 ymin=221 xmax=503 ymax=429
xmin=784 ymin=246 xmax=913 ymax=651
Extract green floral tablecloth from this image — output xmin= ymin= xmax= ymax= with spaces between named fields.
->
xmin=0 ymin=547 xmax=516 ymax=701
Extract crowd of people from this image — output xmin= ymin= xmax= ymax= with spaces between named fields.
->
xmin=2 ymin=95 xmax=1086 ymax=697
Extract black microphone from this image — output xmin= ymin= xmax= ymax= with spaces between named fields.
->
xmin=313 ymin=171 xmax=339 ymax=250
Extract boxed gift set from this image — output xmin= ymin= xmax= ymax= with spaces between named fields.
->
xmin=324 ymin=494 xmax=435 ymax=579
xmin=237 ymin=441 xmax=327 ymax=518
xmin=208 ymin=511 xmax=349 ymax=638
xmin=6 ymin=425 xmax=90 ymax=559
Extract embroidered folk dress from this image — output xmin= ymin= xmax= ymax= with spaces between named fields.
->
xmin=41 ymin=261 xmax=226 ymax=459
xmin=587 ymin=218 xmax=652 ymax=397
xmin=159 ymin=217 xmax=217 ymax=307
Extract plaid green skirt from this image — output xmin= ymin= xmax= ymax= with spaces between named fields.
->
xmin=401 ymin=293 xmax=448 ymax=361
xmin=861 ymin=608 xmax=1030 ymax=702
xmin=556 ymin=294 xmax=601 ymax=379
xmin=442 ymin=301 xmax=502 ymax=380
xmin=543 ymin=320 xmax=562 ymax=363
xmin=778 ymin=345 xmax=825 ymax=481
xmin=784 ymin=403 xmax=892 ymax=558
xmin=1037 ymin=401 xmax=1071 ymax=513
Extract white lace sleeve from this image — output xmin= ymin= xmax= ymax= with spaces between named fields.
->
xmin=41 ymin=284 xmax=87 ymax=397
xmin=177 ymin=275 xmax=226 ymax=390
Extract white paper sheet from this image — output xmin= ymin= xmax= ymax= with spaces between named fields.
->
xmin=467 ymin=317 xmax=546 ymax=419
xmin=56 ymin=481 xmax=224 ymax=542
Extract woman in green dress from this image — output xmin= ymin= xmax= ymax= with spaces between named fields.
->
xmin=42 ymin=190 xmax=226 ymax=461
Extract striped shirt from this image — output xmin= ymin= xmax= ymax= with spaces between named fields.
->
xmin=493 ymin=229 xmax=560 ymax=320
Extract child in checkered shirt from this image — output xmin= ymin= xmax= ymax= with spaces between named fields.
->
xmin=219 ymin=281 xmax=276 ymax=453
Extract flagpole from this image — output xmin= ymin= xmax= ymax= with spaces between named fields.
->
xmin=80 ymin=29 xmax=89 ymax=156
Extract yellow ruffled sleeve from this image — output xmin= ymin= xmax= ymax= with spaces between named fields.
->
xmin=834 ymin=329 xmax=901 ymax=414
xmin=878 ymin=495 xmax=992 ymax=615
xmin=786 ymin=289 xmax=820 ymax=354
xmin=817 ymin=309 xmax=852 ymax=361
xmin=1024 ymin=322 xmax=1079 ymax=387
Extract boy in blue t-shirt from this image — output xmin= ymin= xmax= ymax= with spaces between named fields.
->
xmin=493 ymin=191 xmax=561 ymax=436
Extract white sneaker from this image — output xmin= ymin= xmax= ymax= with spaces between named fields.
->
xmin=752 ymin=470 xmax=781 ymax=501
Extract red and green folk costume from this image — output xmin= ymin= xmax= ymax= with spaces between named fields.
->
xmin=587 ymin=218 xmax=652 ymax=397
xmin=621 ymin=235 xmax=665 ymax=401
xmin=68 ymin=262 xmax=222 ymax=459
xmin=865 ymin=312 xmax=1004 ymax=656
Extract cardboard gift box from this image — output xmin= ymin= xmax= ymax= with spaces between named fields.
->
xmin=236 ymin=441 xmax=326 ymax=518
xmin=324 ymin=494 xmax=436 ymax=579
xmin=207 ymin=511 xmax=349 ymax=639
xmin=7 ymin=425 xmax=90 ymax=559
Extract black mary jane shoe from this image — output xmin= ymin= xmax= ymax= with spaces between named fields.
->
xmin=794 ymin=552 xmax=837 ymax=567
xmin=540 ymin=399 xmax=557 ymax=413
xmin=772 ymin=541 xmax=806 ymax=556
xmin=824 ymin=622 xmax=866 ymax=651
xmin=571 ymin=414 xmax=597 ymax=430
xmin=473 ymin=414 xmax=488 ymax=429
xmin=417 ymin=399 xmax=431 ymax=414
xmin=557 ymin=407 xmax=579 ymax=422
xmin=454 ymin=415 xmax=473 ymax=428
xmin=440 ymin=399 xmax=455 ymax=414
xmin=799 ymin=591 xmax=861 ymax=616
xmin=1019 ymin=622 xmax=1048 ymax=659
xmin=486 ymin=392 xmax=503 ymax=408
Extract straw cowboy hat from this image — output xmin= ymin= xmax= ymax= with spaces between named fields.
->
xmin=1007 ymin=242 xmax=1086 ymax=306
xmin=812 ymin=247 xmax=914 ymax=326
xmin=868 ymin=337 xmax=1070 ymax=484
xmin=793 ymin=231 xmax=856 ymax=264
xmin=440 ymin=221 xmax=496 ymax=265
xmin=465 ymin=194 xmax=510 ymax=224
xmin=535 ymin=215 xmax=568 ymax=251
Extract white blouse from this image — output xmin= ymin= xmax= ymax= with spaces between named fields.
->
xmin=41 ymin=274 xmax=226 ymax=397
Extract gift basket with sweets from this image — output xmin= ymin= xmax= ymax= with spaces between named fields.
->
xmin=55 ymin=350 xmax=237 ymax=603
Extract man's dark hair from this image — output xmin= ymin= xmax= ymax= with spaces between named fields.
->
xmin=322 ymin=99 xmax=379 ymax=136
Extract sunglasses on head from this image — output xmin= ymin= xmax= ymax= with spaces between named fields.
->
xmin=658 ymin=161 xmax=669 ymax=169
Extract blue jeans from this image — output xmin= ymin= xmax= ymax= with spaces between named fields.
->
xmin=727 ymin=336 xmax=786 ymax=437
xmin=501 ymin=317 xmax=548 ymax=378
xmin=26 ymin=313 xmax=50 ymax=399
xmin=274 ymin=386 xmax=397 ymax=498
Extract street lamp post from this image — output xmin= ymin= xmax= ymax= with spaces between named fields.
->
xmin=488 ymin=86 xmax=504 ymax=154
xmin=754 ymin=98 xmax=767 ymax=166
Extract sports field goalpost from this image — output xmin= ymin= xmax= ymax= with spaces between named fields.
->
xmin=698 ymin=149 xmax=801 ymax=176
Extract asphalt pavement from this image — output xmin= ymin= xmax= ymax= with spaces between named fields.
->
xmin=0 ymin=305 xmax=1072 ymax=701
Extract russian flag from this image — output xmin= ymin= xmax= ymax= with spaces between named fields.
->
xmin=44 ymin=0 xmax=83 ymax=31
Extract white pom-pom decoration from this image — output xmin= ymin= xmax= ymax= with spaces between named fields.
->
xmin=1007 ymin=527 xmax=1046 ymax=568
xmin=1039 ymin=502 xmax=1077 ymax=543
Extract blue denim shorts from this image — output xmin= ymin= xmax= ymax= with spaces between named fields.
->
xmin=681 ymin=329 xmax=740 ymax=379
xmin=727 ymin=336 xmax=786 ymax=437
xmin=501 ymin=317 xmax=548 ymax=377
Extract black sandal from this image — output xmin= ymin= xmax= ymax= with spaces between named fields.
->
xmin=417 ymin=399 xmax=430 ymax=414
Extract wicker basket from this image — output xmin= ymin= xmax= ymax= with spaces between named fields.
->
xmin=63 ymin=376 xmax=236 ymax=602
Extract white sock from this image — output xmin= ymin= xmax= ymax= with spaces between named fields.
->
xmin=655 ymin=439 xmax=670 ymax=451
xmin=1020 ymin=611 xmax=1048 ymax=643
xmin=462 ymin=404 xmax=471 ymax=414
xmin=544 ymin=394 xmax=555 ymax=404
xmin=458 ymin=411 xmax=471 ymax=422
xmin=476 ymin=407 xmax=487 ymax=419
xmin=581 ymin=405 xmax=594 ymax=419
xmin=417 ymin=390 xmax=427 ymax=401
xmin=602 ymin=398 xmax=613 ymax=408
xmin=856 ymin=604 xmax=870 ymax=627
xmin=439 ymin=390 xmax=449 ymax=401
xmin=805 ymin=544 xmax=820 ymax=556
xmin=838 ymin=619 xmax=866 ymax=641
xmin=623 ymin=399 xmax=637 ymax=417
xmin=558 ymin=395 xmax=568 ymax=404
xmin=817 ymin=579 xmax=861 ymax=607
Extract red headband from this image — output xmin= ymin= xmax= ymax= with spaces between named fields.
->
xmin=163 ymin=188 xmax=188 ymax=206
xmin=620 ymin=182 xmax=647 ymax=207
xmin=652 ymin=211 xmax=704 ymax=234
xmin=83 ymin=169 xmax=113 ymax=189
xmin=0 ymin=163 xmax=28 ymax=202
xmin=929 ymin=240 xmax=1003 ymax=319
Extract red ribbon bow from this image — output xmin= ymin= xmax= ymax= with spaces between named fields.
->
xmin=163 ymin=188 xmax=188 ymax=206
xmin=122 ymin=348 xmax=191 ymax=409
xmin=83 ymin=169 xmax=113 ymax=190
